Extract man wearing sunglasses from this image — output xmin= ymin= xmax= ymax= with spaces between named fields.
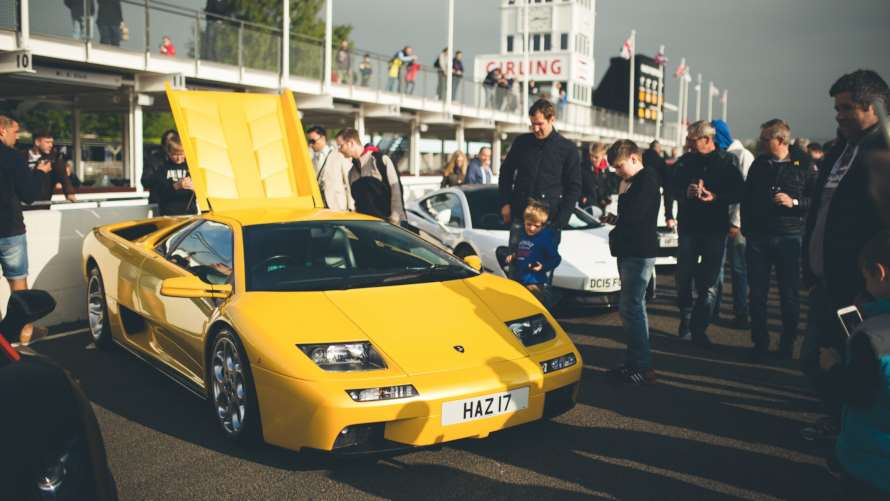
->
xmin=307 ymin=125 xmax=353 ymax=212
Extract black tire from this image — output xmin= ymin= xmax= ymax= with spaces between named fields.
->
xmin=86 ymin=266 xmax=114 ymax=349
xmin=453 ymin=244 xmax=476 ymax=259
xmin=208 ymin=328 xmax=262 ymax=444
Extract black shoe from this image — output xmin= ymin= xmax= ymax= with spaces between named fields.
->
xmin=692 ymin=336 xmax=714 ymax=350
xmin=608 ymin=365 xmax=656 ymax=385
xmin=801 ymin=417 xmax=839 ymax=442
xmin=748 ymin=348 xmax=767 ymax=363
xmin=732 ymin=316 xmax=750 ymax=329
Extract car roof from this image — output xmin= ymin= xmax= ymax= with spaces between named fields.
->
xmin=457 ymin=184 xmax=498 ymax=194
xmin=209 ymin=208 xmax=379 ymax=227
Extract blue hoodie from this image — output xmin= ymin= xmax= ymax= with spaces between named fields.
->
xmin=513 ymin=226 xmax=561 ymax=285
xmin=711 ymin=119 xmax=733 ymax=150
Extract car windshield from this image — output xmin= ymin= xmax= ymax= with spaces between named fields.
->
xmin=464 ymin=187 xmax=602 ymax=231
xmin=243 ymin=221 xmax=475 ymax=292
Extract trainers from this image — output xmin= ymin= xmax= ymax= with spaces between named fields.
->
xmin=801 ymin=416 xmax=839 ymax=441
xmin=679 ymin=332 xmax=692 ymax=341
xmin=609 ymin=366 xmax=656 ymax=385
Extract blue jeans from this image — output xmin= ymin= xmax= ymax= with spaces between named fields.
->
xmin=386 ymin=77 xmax=399 ymax=92
xmin=0 ymin=233 xmax=29 ymax=280
xmin=618 ymin=257 xmax=656 ymax=370
xmin=713 ymin=232 xmax=748 ymax=320
xmin=747 ymin=234 xmax=802 ymax=351
xmin=676 ymin=233 xmax=727 ymax=339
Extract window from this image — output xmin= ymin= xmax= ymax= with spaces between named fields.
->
xmin=167 ymin=220 xmax=234 ymax=285
xmin=420 ymin=193 xmax=465 ymax=228
xmin=560 ymin=33 xmax=568 ymax=50
xmin=506 ymin=35 xmax=514 ymax=53
xmin=544 ymin=33 xmax=552 ymax=51
xmin=532 ymin=34 xmax=541 ymax=51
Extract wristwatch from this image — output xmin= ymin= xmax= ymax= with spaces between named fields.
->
xmin=792 ymin=199 xmax=799 ymax=207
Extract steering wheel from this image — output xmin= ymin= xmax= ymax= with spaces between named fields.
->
xmin=253 ymin=254 xmax=295 ymax=274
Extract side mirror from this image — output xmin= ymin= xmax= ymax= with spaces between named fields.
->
xmin=0 ymin=290 xmax=56 ymax=343
xmin=161 ymin=275 xmax=232 ymax=299
xmin=463 ymin=255 xmax=482 ymax=272
xmin=435 ymin=209 xmax=452 ymax=227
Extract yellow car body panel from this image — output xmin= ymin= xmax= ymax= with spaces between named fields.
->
xmin=81 ymin=89 xmax=583 ymax=453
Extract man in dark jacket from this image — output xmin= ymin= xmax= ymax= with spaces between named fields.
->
xmin=96 ymin=0 xmax=122 ymax=47
xmin=143 ymin=137 xmax=196 ymax=216
xmin=26 ymin=129 xmax=77 ymax=202
xmin=741 ymin=119 xmax=817 ymax=361
xmin=672 ymin=120 xmax=745 ymax=347
xmin=0 ymin=116 xmax=51 ymax=345
xmin=604 ymin=140 xmax=660 ymax=386
xmin=800 ymin=69 xmax=889 ymax=439
xmin=642 ymin=140 xmax=675 ymax=229
xmin=498 ymin=99 xmax=581 ymax=248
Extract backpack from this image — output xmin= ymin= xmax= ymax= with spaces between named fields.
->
xmin=350 ymin=152 xmax=405 ymax=220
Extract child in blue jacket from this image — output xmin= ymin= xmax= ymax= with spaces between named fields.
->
xmin=506 ymin=199 xmax=561 ymax=300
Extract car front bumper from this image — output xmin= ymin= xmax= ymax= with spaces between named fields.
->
xmin=251 ymin=349 xmax=582 ymax=453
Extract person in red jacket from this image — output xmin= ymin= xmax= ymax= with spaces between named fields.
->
xmin=159 ymin=35 xmax=176 ymax=57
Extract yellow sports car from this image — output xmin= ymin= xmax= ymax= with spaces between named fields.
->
xmin=80 ymin=88 xmax=582 ymax=453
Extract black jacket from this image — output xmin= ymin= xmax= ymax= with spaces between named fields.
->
xmin=643 ymin=148 xmax=675 ymax=221
xmin=803 ymin=125 xmax=886 ymax=308
xmin=609 ymin=166 xmax=660 ymax=258
xmin=0 ymin=144 xmax=47 ymax=238
xmin=671 ymin=149 xmax=744 ymax=235
xmin=96 ymin=0 xmax=122 ymax=25
xmin=741 ymin=148 xmax=817 ymax=237
xmin=143 ymin=159 xmax=196 ymax=216
xmin=499 ymin=131 xmax=582 ymax=229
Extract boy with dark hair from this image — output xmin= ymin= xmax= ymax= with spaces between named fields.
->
xmin=819 ymin=230 xmax=890 ymax=498
xmin=505 ymin=199 xmax=561 ymax=301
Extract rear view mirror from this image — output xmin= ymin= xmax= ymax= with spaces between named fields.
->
xmin=463 ymin=255 xmax=482 ymax=272
xmin=161 ymin=275 xmax=232 ymax=299
xmin=0 ymin=290 xmax=56 ymax=343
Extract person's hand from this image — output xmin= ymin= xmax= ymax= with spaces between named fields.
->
xmin=65 ymin=194 xmax=77 ymax=202
xmin=36 ymin=159 xmax=52 ymax=173
xmin=579 ymin=196 xmax=588 ymax=206
xmin=181 ymin=176 xmax=194 ymax=190
xmin=531 ymin=262 xmax=543 ymax=272
xmin=698 ymin=183 xmax=715 ymax=203
xmin=501 ymin=204 xmax=511 ymax=225
xmin=665 ymin=218 xmax=676 ymax=230
xmin=687 ymin=182 xmax=700 ymax=199
xmin=728 ymin=226 xmax=740 ymax=238
xmin=600 ymin=212 xmax=618 ymax=225
xmin=773 ymin=192 xmax=793 ymax=207
xmin=819 ymin=348 xmax=841 ymax=371
xmin=505 ymin=254 xmax=514 ymax=264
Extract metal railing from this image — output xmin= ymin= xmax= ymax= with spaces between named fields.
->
xmin=11 ymin=0 xmax=674 ymax=142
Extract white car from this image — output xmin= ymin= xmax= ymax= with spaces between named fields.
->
xmin=407 ymin=185 xmax=626 ymax=307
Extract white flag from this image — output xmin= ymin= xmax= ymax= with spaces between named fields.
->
xmin=619 ymin=37 xmax=634 ymax=60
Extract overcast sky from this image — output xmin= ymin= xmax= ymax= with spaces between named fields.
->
xmin=332 ymin=0 xmax=890 ymax=141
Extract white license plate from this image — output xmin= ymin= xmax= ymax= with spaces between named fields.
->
xmin=441 ymin=387 xmax=529 ymax=426
xmin=589 ymin=277 xmax=621 ymax=290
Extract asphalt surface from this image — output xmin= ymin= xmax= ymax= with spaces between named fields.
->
xmin=31 ymin=272 xmax=833 ymax=500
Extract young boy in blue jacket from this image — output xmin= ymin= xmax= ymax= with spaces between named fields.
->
xmin=505 ymin=199 xmax=561 ymax=301
xmin=819 ymin=230 xmax=890 ymax=499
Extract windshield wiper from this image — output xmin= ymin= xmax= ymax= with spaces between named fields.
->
xmin=382 ymin=264 xmax=468 ymax=284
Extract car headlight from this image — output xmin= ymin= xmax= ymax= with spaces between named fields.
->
xmin=298 ymin=342 xmax=387 ymax=371
xmin=540 ymin=353 xmax=577 ymax=373
xmin=346 ymin=384 xmax=418 ymax=402
xmin=506 ymin=314 xmax=556 ymax=347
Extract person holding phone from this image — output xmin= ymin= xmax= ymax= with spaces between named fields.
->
xmin=818 ymin=231 xmax=890 ymax=498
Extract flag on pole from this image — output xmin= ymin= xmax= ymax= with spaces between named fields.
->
xmin=710 ymin=84 xmax=721 ymax=97
xmin=619 ymin=36 xmax=634 ymax=60
xmin=673 ymin=61 xmax=687 ymax=78
xmin=655 ymin=46 xmax=667 ymax=66
xmin=720 ymin=89 xmax=727 ymax=104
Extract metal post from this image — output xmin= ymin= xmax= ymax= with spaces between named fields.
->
xmin=722 ymin=89 xmax=728 ymax=121
xmin=73 ymin=108 xmax=82 ymax=181
xmin=445 ymin=0 xmax=454 ymax=111
xmin=654 ymin=44 xmax=665 ymax=141
xmin=410 ymin=119 xmax=421 ymax=176
xmin=675 ymin=59 xmax=684 ymax=146
xmin=18 ymin=0 xmax=30 ymax=48
xmin=129 ymin=92 xmax=144 ymax=191
xmin=194 ymin=12 xmax=201 ymax=71
xmin=281 ymin=0 xmax=290 ymax=87
xmin=707 ymin=81 xmax=714 ymax=121
xmin=355 ymin=107 xmax=366 ymax=139
xmin=455 ymin=121 xmax=465 ymax=152
xmin=522 ymin=0 xmax=529 ymax=119
xmin=627 ymin=29 xmax=636 ymax=136
xmin=323 ymin=0 xmax=333 ymax=92
xmin=695 ymin=73 xmax=702 ymax=121
xmin=492 ymin=128 xmax=502 ymax=175
xmin=144 ymin=0 xmax=150 ymax=62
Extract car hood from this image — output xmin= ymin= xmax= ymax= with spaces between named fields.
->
xmin=228 ymin=275 xmax=543 ymax=379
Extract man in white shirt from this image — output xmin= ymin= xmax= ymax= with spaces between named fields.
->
xmin=306 ymin=126 xmax=353 ymax=212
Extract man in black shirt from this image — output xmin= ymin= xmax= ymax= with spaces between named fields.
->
xmin=0 ymin=116 xmax=51 ymax=344
xmin=672 ymin=120 xmax=745 ymax=347
xmin=604 ymin=140 xmax=660 ymax=385
xmin=142 ymin=137 xmax=196 ymax=216
xmin=741 ymin=119 xmax=817 ymax=361
xmin=26 ymin=129 xmax=77 ymax=202
xmin=498 ymin=99 xmax=581 ymax=249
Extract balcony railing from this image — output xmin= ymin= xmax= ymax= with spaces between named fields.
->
xmin=4 ymin=0 xmax=674 ymax=142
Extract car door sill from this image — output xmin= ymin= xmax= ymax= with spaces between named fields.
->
xmin=113 ymin=338 xmax=208 ymax=400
